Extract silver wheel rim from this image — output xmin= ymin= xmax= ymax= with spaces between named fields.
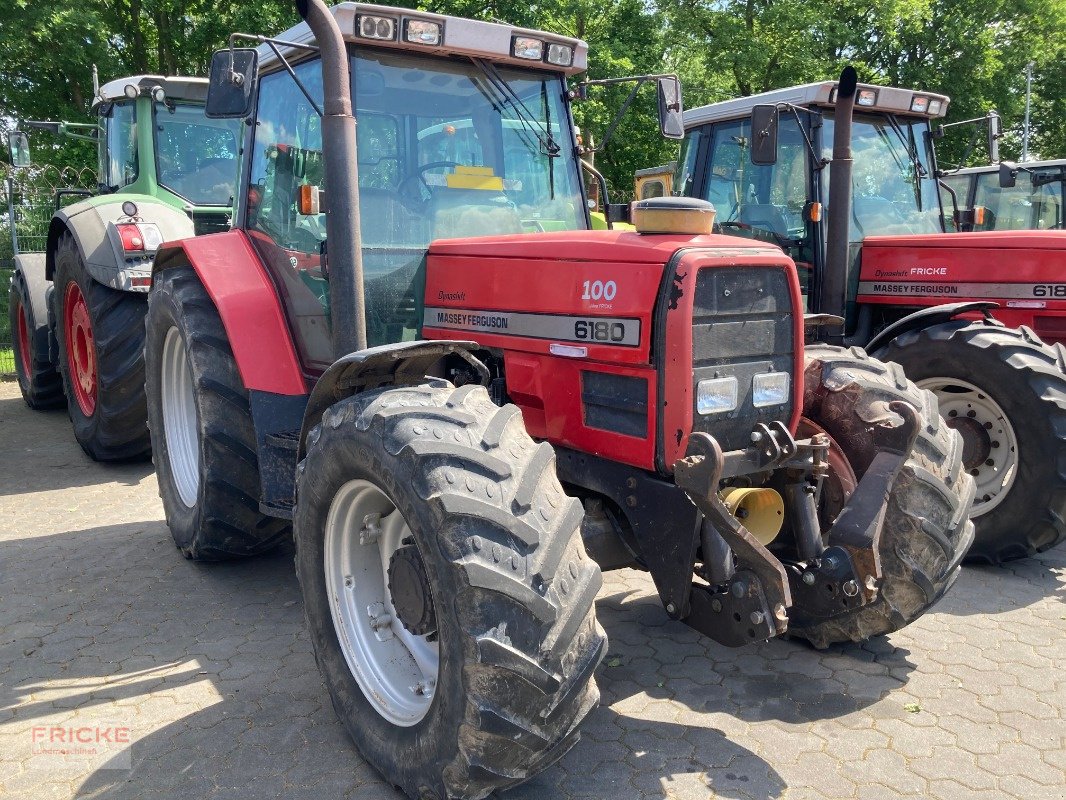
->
xmin=161 ymin=327 xmax=200 ymax=508
xmin=917 ymin=377 xmax=1019 ymax=516
xmin=324 ymin=479 xmax=438 ymax=726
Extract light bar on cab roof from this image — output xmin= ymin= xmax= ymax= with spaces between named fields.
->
xmin=404 ymin=19 xmax=442 ymax=45
xmin=511 ymin=36 xmax=544 ymax=60
xmin=355 ymin=13 xmax=397 ymax=41
xmin=911 ymin=95 xmax=929 ymax=113
xmin=856 ymin=88 xmax=877 ymax=107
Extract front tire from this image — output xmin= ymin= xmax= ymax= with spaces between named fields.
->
xmin=53 ymin=233 xmax=150 ymax=460
xmin=793 ymin=345 xmax=975 ymax=648
xmin=295 ymin=383 xmax=606 ymax=799
xmin=8 ymin=271 xmax=64 ymax=409
xmin=145 ymin=267 xmax=289 ymax=560
xmin=878 ymin=322 xmax=1066 ymax=564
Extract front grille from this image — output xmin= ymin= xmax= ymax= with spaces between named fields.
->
xmin=690 ymin=266 xmax=795 ymax=450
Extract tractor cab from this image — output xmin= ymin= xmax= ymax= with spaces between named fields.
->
xmin=679 ymin=81 xmax=950 ymax=308
xmin=21 ymin=75 xmax=242 ymax=237
xmin=944 ymin=159 xmax=1065 ymax=231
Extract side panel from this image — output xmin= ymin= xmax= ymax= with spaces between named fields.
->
xmin=152 ymin=230 xmax=307 ymax=395
xmin=857 ymin=236 xmax=1066 ymax=343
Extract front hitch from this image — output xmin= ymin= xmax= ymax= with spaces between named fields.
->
xmin=673 ymin=400 xmax=920 ymax=646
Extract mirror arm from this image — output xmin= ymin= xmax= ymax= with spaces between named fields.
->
xmin=263 ymin=39 xmax=323 ymax=117
xmin=937 ymin=178 xmax=961 ymax=231
xmin=780 ymin=103 xmax=826 ymax=171
xmin=580 ymin=158 xmax=613 ymax=229
xmin=584 ymin=79 xmax=649 ymax=153
xmin=575 ymin=73 xmax=681 ymax=151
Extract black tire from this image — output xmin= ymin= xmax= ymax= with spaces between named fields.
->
xmin=8 ymin=271 xmax=64 ymax=409
xmin=295 ymin=382 xmax=606 ymax=800
xmin=53 ymin=232 xmax=150 ymax=460
xmin=877 ymin=322 xmax=1066 ymax=564
xmin=145 ymin=267 xmax=290 ymax=560
xmin=793 ymin=345 xmax=975 ymax=648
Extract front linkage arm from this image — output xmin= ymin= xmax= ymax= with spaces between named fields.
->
xmin=674 ymin=401 xmax=920 ymax=645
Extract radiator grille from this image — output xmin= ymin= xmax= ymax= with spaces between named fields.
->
xmin=690 ymin=266 xmax=795 ymax=450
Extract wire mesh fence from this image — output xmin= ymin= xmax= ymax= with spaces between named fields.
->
xmin=1 ymin=164 xmax=98 ymax=377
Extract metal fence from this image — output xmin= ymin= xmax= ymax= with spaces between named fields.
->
xmin=1 ymin=165 xmax=97 ymax=377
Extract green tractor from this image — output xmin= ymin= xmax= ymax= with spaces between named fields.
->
xmin=6 ymin=74 xmax=241 ymax=460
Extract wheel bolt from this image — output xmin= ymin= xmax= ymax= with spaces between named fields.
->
xmin=967 ymin=410 xmax=977 ymax=418
xmin=948 ymin=410 xmax=958 ymax=417
xmin=991 ymin=441 xmax=999 ymax=448
xmin=984 ymin=422 xmax=993 ymax=430
xmin=985 ymin=459 xmax=995 ymax=466
xmin=344 ymin=576 xmax=353 ymax=588
xmin=970 ymin=468 xmax=980 ymax=476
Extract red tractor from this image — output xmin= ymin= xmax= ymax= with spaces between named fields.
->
xmin=143 ymin=4 xmax=972 ymax=796
xmin=677 ymin=71 xmax=1066 ymax=564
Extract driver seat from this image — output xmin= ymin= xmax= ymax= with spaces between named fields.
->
xmin=738 ymin=203 xmax=790 ymax=235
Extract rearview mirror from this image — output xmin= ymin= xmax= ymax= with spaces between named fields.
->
xmin=657 ymin=76 xmax=684 ymax=140
xmin=206 ymin=48 xmax=258 ymax=119
xmin=750 ymin=105 xmax=779 ymax=165
xmin=987 ymin=111 xmax=1001 ymax=164
xmin=999 ymin=161 xmax=1018 ymax=189
xmin=7 ymin=131 xmax=30 ymax=168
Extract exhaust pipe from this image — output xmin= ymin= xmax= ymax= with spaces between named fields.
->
xmin=296 ymin=0 xmax=367 ymax=355
xmin=820 ymin=66 xmax=857 ymax=335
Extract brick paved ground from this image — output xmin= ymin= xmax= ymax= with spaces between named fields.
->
xmin=0 ymin=380 xmax=1063 ymax=800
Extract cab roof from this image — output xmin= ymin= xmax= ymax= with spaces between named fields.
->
xmin=94 ymin=75 xmax=209 ymax=107
xmin=685 ymin=81 xmax=950 ymax=128
xmin=257 ymin=2 xmax=587 ymax=76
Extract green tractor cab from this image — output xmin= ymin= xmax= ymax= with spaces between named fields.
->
xmin=7 ymin=74 xmax=242 ymax=461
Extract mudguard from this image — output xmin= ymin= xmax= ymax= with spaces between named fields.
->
xmin=45 ymin=195 xmax=197 ymax=289
xmin=297 ymin=340 xmax=487 ymax=458
xmin=866 ymin=301 xmax=999 ymax=355
xmin=151 ymin=230 xmax=307 ymax=396
xmin=12 ymin=253 xmax=50 ymax=341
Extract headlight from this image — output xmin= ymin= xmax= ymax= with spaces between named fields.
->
xmin=910 ymin=95 xmax=929 ymax=113
xmin=752 ymin=371 xmax=790 ymax=408
xmin=404 ymin=19 xmax=442 ymax=45
xmin=356 ymin=14 xmax=397 ymax=41
xmin=697 ymin=376 xmax=738 ymax=415
xmin=545 ymin=43 xmax=574 ymax=67
xmin=856 ymin=88 xmax=878 ymax=107
xmin=928 ymin=99 xmax=943 ymax=115
xmin=512 ymin=36 xmax=544 ymax=60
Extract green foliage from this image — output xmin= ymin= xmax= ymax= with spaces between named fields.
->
xmin=1 ymin=0 xmax=1063 ymax=196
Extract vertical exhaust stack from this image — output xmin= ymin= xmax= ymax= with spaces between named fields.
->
xmin=296 ymin=0 xmax=368 ymax=355
xmin=821 ymin=66 xmax=857 ymax=336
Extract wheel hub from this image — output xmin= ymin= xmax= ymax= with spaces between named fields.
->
xmin=915 ymin=377 xmax=1019 ymax=516
xmin=64 ymin=282 xmax=97 ymax=416
xmin=387 ymin=545 xmax=437 ymax=637
xmin=946 ymin=414 xmax=992 ymax=470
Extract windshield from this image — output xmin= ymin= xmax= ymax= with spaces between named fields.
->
xmin=971 ymin=167 xmax=1064 ymax=230
xmin=244 ymin=50 xmax=586 ymax=364
xmin=153 ymin=102 xmax=241 ymax=205
xmin=822 ymin=112 xmax=942 ymax=239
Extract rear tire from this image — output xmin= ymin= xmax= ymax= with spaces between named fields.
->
xmin=878 ymin=322 xmax=1066 ymax=564
xmin=793 ymin=345 xmax=975 ymax=648
xmin=295 ymin=383 xmax=606 ymax=799
xmin=8 ymin=271 xmax=64 ymax=409
xmin=53 ymin=233 xmax=150 ymax=460
xmin=145 ymin=267 xmax=289 ymax=560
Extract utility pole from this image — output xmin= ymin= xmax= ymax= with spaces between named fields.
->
xmin=1022 ymin=61 xmax=1034 ymax=162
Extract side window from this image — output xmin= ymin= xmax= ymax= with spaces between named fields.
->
xmin=104 ymin=102 xmax=138 ymax=189
xmin=248 ymin=60 xmax=325 ymax=256
xmin=703 ymin=117 xmax=808 ymax=240
xmin=674 ymin=130 xmax=701 ymax=196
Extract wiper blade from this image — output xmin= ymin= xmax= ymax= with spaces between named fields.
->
xmin=471 ymin=57 xmax=560 ymax=157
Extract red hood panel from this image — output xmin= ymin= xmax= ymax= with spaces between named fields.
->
xmin=428 ymin=229 xmax=783 ymax=263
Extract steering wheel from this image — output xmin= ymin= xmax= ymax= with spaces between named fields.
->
xmin=399 ymin=160 xmax=465 ymax=207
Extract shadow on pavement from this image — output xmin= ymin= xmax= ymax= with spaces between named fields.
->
xmin=0 ymin=395 xmax=153 ymax=498
xmin=934 ymin=550 xmax=1065 ymax=617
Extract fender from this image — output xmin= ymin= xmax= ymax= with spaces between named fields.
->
xmin=866 ymin=301 xmax=1000 ymax=355
xmin=298 ymin=340 xmax=487 ymax=458
xmin=11 ymin=253 xmax=50 ymax=343
xmin=152 ymin=230 xmax=307 ymax=395
xmin=46 ymin=195 xmax=196 ymax=288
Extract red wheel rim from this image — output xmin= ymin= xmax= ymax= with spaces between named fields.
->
xmin=15 ymin=299 xmax=32 ymax=377
xmin=64 ymin=281 xmax=97 ymax=416
xmin=797 ymin=417 xmax=858 ymax=527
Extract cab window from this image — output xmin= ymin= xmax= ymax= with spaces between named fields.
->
xmin=972 ymin=169 xmax=1064 ymax=231
xmin=103 ymin=102 xmax=138 ymax=190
